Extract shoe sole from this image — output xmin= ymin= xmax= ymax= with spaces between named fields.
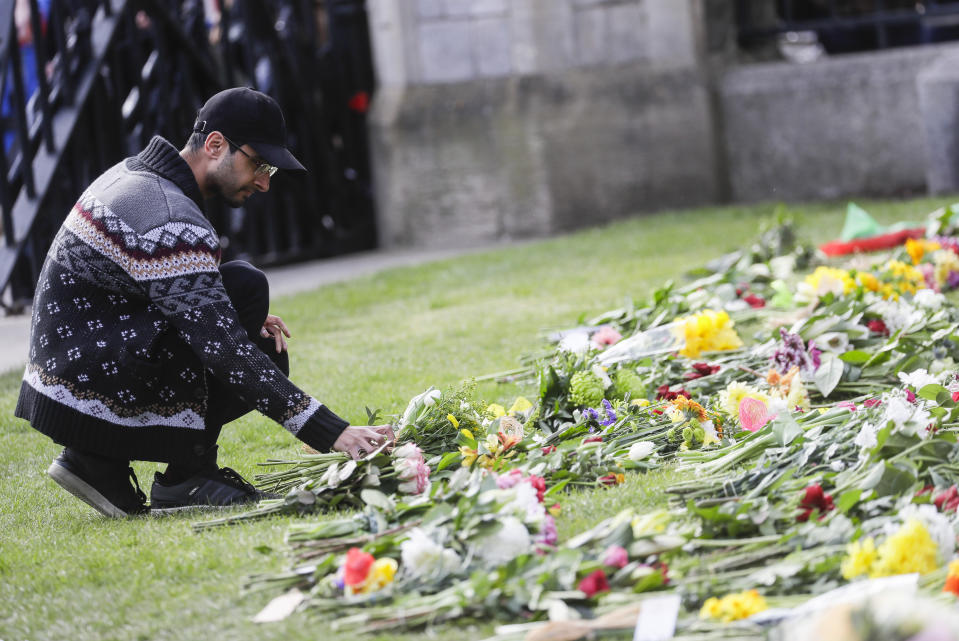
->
xmin=48 ymin=460 xmax=130 ymax=518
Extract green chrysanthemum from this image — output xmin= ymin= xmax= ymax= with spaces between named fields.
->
xmin=608 ymin=369 xmax=646 ymax=402
xmin=569 ymin=370 xmax=605 ymax=408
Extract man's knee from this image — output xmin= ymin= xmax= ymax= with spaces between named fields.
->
xmin=219 ymin=260 xmax=269 ymax=335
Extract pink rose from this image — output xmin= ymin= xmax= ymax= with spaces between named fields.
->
xmin=591 ymin=326 xmax=622 ymax=349
xmin=602 ymin=545 xmax=629 ymax=569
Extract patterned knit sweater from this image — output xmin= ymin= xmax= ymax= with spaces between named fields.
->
xmin=15 ymin=136 xmax=349 ymax=461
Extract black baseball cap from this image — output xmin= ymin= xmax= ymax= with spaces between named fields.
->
xmin=193 ymin=87 xmax=306 ymax=172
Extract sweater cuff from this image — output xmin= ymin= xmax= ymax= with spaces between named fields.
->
xmin=295 ymin=405 xmax=349 ymax=452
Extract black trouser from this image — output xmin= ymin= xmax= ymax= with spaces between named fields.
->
xmin=167 ymin=260 xmax=288 ymax=474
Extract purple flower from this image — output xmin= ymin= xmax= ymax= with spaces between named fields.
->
xmin=772 ymin=328 xmax=821 ymax=376
xmin=600 ymin=399 xmax=617 ymax=426
xmin=948 ymin=270 xmax=959 ymax=290
xmin=584 ymin=407 xmax=599 ymax=422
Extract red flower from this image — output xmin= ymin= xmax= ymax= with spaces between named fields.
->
xmin=867 ymin=319 xmax=889 ymax=336
xmin=684 ymin=362 xmax=721 ymax=380
xmin=528 ymin=474 xmax=546 ymax=502
xmin=743 ymin=294 xmax=766 ymax=308
xmin=935 ymin=486 xmax=959 ymax=512
xmin=952 ymin=391 xmax=959 ymax=403
xmin=917 ymin=485 xmax=935 ymax=497
xmin=655 ymin=385 xmax=691 ymax=401
xmin=541 ymin=446 xmax=557 ymax=456
xmin=343 ymin=547 xmax=375 ymax=586
xmin=583 ymin=436 xmax=603 ymax=444
xmin=863 ymin=398 xmax=882 ymax=408
xmin=796 ymin=484 xmax=834 ymax=522
xmin=598 ymin=474 xmax=620 ymax=486
xmin=906 ymin=389 xmax=917 ymax=403
xmin=577 ymin=569 xmax=610 ymax=597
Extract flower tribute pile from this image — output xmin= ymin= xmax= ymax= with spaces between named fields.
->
xmin=199 ymin=208 xmax=959 ymax=639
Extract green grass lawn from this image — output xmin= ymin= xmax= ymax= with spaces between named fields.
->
xmin=1 ymin=196 xmax=955 ymax=641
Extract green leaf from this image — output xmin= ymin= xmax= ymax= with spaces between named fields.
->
xmin=420 ymin=502 xmax=454 ymax=527
xmin=839 ymin=350 xmax=871 ymax=365
xmin=814 ymin=353 xmax=844 ymax=397
xmin=860 ymin=463 xmax=916 ymax=497
xmin=436 ymin=451 xmax=462 ymax=471
xmin=918 ymin=383 xmax=949 ymax=402
xmin=359 ymin=488 xmax=395 ymax=513
xmin=543 ymin=478 xmax=570 ymax=498
xmin=771 ymin=414 xmax=802 ymax=447
xmin=836 ymin=489 xmax=861 ymax=514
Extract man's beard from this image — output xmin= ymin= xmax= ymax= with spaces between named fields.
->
xmin=210 ymin=155 xmax=249 ymax=208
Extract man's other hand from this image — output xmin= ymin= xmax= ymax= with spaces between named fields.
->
xmin=332 ymin=424 xmax=396 ymax=460
xmin=260 ymin=314 xmax=291 ymax=353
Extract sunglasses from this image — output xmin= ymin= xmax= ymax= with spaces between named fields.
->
xmin=221 ymin=133 xmax=279 ymax=177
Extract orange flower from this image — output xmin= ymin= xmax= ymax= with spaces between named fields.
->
xmin=670 ymin=396 xmax=707 ymax=422
xmin=945 ymin=559 xmax=959 ymax=595
xmin=497 ymin=431 xmax=521 ymax=452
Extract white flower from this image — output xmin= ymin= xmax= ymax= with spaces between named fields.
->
xmin=558 ymin=331 xmax=590 ymax=354
xmin=814 ymin=332 xmax=850 ymax=353
xmin=628 ymin=441 xmax=655 ymax=461
xmin=502 ymin=482 xmax=546 ymax=527
xmin=770 ymin=255 xmax=796 ymax=280
xmin=880 ymin=389 xmax=933 ymax=438
xmin=476 ymin=517 xmax=531 ymax=565
xmin=393 ymin=442 xmax=423 ymax=462
xmin=914 ymin=289 xmax=945 ymax=311
xmin=854 ymin=421 xmax=879 ymax=450
xmin=898 ymin=368 xmax=939 ymax=390
xmin=400 ymin=528 xmax=460 ymax=578
xmin=869 ymin=299 xmax=925 ymax=335
xmin=399 ymin=388 xmax=441 ymax=427
xmin=930 ymin=358 xmax=956 ymax=375
xmin=590 ymin=364 xmax=612 ymax=390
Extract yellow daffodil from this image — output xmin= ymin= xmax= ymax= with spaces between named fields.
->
xmin=631 ymin=398 xmax=651 ymax=407
xmin=447 ymin=414 xmax=459 ymax=428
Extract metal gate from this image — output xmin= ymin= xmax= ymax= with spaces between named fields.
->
xmin=0 ymin=0 xmax=377 ymax=311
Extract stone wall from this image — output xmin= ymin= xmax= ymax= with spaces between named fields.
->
xmin=367 ymin=0 xmax=713 ymax=247
xmin=371 ymin=66 xmax=718 ymax=247
xmin=365 ymin=1 xmax=959 ymax=249
xmin=719 ymin=44 xmax=959 ymax=204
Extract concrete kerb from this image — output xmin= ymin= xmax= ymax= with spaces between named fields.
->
xmin=0 ymin=242 xmax=519 ymax=377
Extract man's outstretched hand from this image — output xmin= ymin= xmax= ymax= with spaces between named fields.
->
xmin=332 ymin=424 xmax=396 ymax=460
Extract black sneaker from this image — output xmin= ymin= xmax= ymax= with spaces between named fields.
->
xmin=149 ymin=466 xmax=276 ymax=513
xmin=47 ymin=448 xmax=147 ymax=518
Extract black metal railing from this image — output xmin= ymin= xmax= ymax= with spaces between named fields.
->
xmin=0 ymin=0 xmax=376 ymax=311
xmin=736 ymin=0 xmax=959 ymax=55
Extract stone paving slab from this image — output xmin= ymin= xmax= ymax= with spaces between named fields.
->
xmin=0 ymin=243 xmax=514 ymax=376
